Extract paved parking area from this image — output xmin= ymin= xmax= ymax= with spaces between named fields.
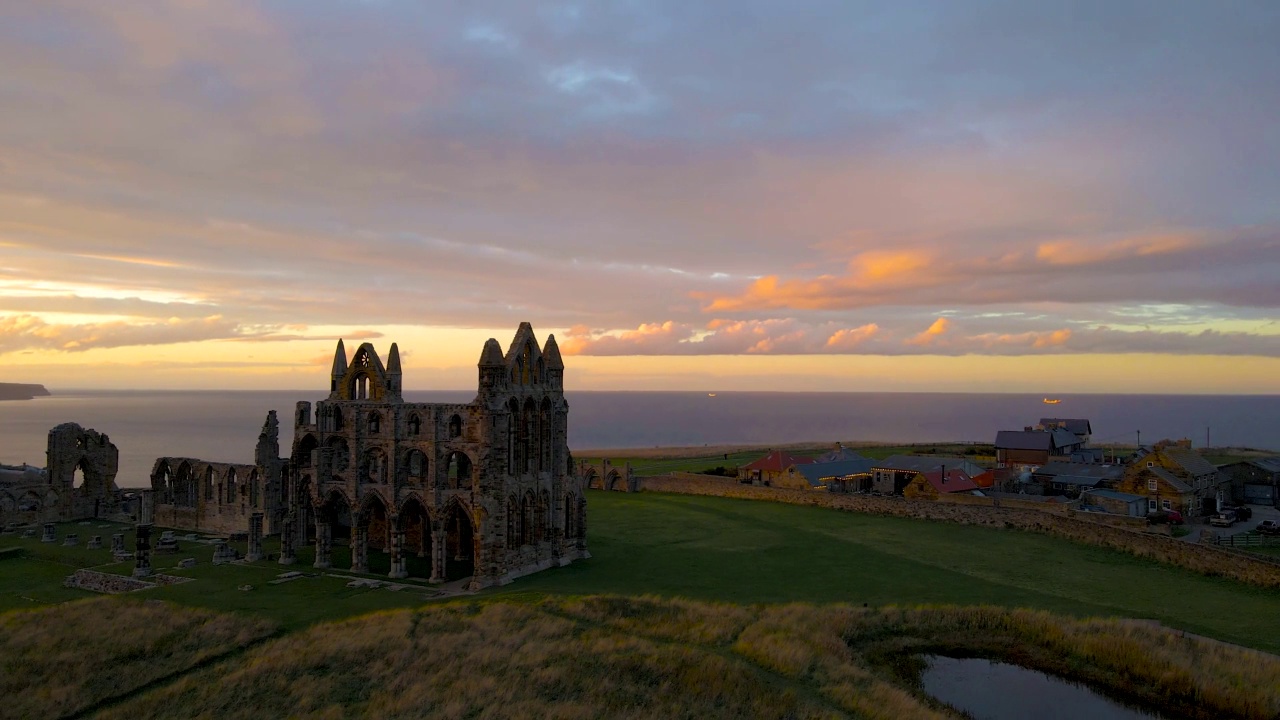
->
xmin=1181 ymin=502 xmax=1280 ymax=543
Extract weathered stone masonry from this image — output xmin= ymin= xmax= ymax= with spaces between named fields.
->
xmin=286 ymin=323 xmax=588 ymax=589
xmin=143 ymin=324 xmax=588 ymax=589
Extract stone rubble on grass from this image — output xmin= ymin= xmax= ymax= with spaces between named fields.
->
xmin=41 ymin=523 xmax=56 ymax=543
xmin=211 ymin=541 xmax=236 ymax=565
xmin=63 ymin=534 xmax=78 ymax=546
xmin=179 ymin=558 xmax=197 ymax=568
xmin=86 ymin=536 xmax=102 ymax=549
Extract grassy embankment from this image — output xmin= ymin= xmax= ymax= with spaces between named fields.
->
xmin=0 ymin=598 xmax=275 ymax=720
xmin=6 ymin=493 xmax=1280 ymax=653
xmin=9 ymin=595 xmax=1275 ymax=720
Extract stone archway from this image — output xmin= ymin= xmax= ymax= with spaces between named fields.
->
xmin=400 ymin=496 xmax=432 ymax=578
xmin=445 ymin=502 xmax=474 ymax=581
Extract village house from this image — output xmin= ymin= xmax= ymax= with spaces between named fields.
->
xmin=796 ymin=455 xmax=876 ymax=492
xmin=994 ymin=427 xmax=1085 ymax=469
xmin=1038 ymin=418 xmax=1092 ymax=444
xmin=1081 ymin=489 xmax=1148 ymax=517
xmin=741 ymin=450 xmax=815 ymax=487
xmin=1115 ymin=446 xmax=1223 ymax=517
xmin=1218 ymin=457 xmax=1280 ymax=506
xmin=1031 ymin=462 xmax=1124 ymax=498
xmin=902 ymin=468 xmax=979 ymax=500
xmin=870 ymin=455 xmax=985 ymax=495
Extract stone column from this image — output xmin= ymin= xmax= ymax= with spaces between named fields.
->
xmin=388 ymin=516 xmax=407 ymax=579
xmin=41 ymin=523 xmax=56 ymax=543
xmin=246 ymin=512 xmax=264 ymax=562
xmin=278 ymin=516 xmax=296 ymax=565
xmin=133 ymin=524 xmax=153 ymax=578
xmin=314 ymin=518 xmax=332 ymax=569
xmin=429 ymin=528 xmax=446 ymax=583
xmin=351 ymin=523 xmax=369 ymax=573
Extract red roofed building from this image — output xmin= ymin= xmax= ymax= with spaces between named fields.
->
xmin=903 ymin=468 xmax=979 ymax=499
xmin=970 ymin=470 xmax=996 ymax=489
xmin=741 ymin=450 xmax=815 ymax=487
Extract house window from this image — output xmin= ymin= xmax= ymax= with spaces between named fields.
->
xmin=1148 ymin=499 xmax=1157 ymax=512
xmin=1146 ymin=461 xmax=1154 ymax=468
xmin=1162 ymin=499 xmax=1171 ymax=511
xmin=1147 ymin=478 xmax=1157 ymax=491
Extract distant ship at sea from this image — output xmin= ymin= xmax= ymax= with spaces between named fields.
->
xmin=1043 ymin=398 xmax=1062 ymax=404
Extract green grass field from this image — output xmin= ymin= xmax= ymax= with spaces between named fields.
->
xmin=578 ymin=443 xmax=996 ymax=476
xmin=5 ymin=492 xmax=1280 ymax=651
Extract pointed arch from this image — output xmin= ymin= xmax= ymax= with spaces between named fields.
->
xmin=406 ymin=449 xmax=428 ymax=481
xmin=361 ymin=447 xmax=387 ymax=484
xmin=448 ymin=414 xmax=463 ymax=438
xmin=326 ymin=436 xmax=350 ymax=472
xmin=444 ymin=498 xmax=475 ymax=580
xmin=564 ymin=491 xmax=577 ymax=539
xmin=225 ymin=467 xmax=238 ymax=504
xmin=296 ymin=433 xmax=319 ymax=468
xmin=408 ymin=413 xmax=422 ymax=436
xmin=446 ymin=451 xmax=473 ymax=489
xmin=367 ymin=411 xmax=382 ymax=434
xmin=248 ymin=469 xmax=260 ymax=507
xmin=175 ymin=461 xmax=194 ymax=507
xmin=204 ymin=465 xmax=216 ymax=501
xmin=539 ymin=488 xmax=551 ymax=541
xmin=506 ymin=494 xmax=519 ymax=549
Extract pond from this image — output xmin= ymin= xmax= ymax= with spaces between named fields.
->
xmin=919 ymin=655 xmax=1170 ymax=720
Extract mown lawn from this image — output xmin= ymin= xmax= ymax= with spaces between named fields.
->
xmin=5 ymin=492 xmax=1280 ymax=651
xmin=501 ymin=492 xmax=1280 ymax=653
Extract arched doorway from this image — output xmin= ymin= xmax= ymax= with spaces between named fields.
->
xmin=445 ymin=502 xmax=474 ymax=581
xmin=357 ymin=493 xmax=390 ymax=574
xmin=401 ymin=497 xmax=432 ymax=578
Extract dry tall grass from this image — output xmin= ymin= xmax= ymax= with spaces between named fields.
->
xmin=84 ymin=596 xmax=1280 ymax=720
xmin=0 ymin=597 xmax=276 ymax=720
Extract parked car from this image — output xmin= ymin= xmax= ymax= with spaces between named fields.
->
xmin=1221 ymin=505 xmax=1252 ymax=521
xmin=1257 ymin=520 xmax=1280 ymax=536
xmin=1148 ymin=510 xmax=1184 ymax=525
xmin=1209 ymin=511 xmax=1238 ymax=527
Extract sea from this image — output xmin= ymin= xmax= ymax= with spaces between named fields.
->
xmin=1 ymin=390 xmax=1276 ymax=488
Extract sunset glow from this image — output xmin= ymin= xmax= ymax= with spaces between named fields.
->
xmin=1 ymin=3 xmax=1277 ymax=392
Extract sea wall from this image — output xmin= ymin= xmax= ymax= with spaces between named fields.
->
xmin=639 ymin=474 xmax=1280 ymax=588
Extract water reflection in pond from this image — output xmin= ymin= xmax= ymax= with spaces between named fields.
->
xmin=919 ymin=656 xmax=1169 ymax=720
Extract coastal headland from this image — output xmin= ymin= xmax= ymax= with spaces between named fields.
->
xmin=0 ymin=383 xmax=50 ymax=401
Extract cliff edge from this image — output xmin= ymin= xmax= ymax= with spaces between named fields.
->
xmin=0 ymin=383 xmax=51 ymax=401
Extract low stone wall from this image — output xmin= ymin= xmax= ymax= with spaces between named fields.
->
xmin=63 ymin=569 xmax=191 ymax=594
xmin=637 ymin=474 xmax=1280 ymax=588
xmin=64 ymin=570 xmax=156 ymax=594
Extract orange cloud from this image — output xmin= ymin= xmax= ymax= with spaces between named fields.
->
xmin=968 ymin=328 xmax=1073 ymax=349
xmin=906 ymin=317 xmax=950 ymax=346
xmin=1035 ymin=233 xmax=1200 ymax=266
xmin=702 ymin=249 xmax=936 ymax=312
xmin=825 ymin=324 xmax=880 ymax=349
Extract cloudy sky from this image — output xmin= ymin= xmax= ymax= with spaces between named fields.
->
xmin=2 ymin=1 xmax=1278 ymax=392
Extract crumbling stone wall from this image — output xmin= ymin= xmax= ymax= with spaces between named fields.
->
xmin=46 ymin=423 xmax=120 ymax=521
xmin=150 ymin=412 xmax=286 ymax=536
xmin=640 ymin=474 xmax=1280 ymax=589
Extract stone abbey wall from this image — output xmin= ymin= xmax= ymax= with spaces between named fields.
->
xmin=639 ymin=473 xmax=1280 ymax=589
xmin=150 ymin=411 xmax=286 ymax=536
xmin=284 ymin=323 xmax=588 ymax=589
xmin=0 ymin=423 xmax=121 ymax=526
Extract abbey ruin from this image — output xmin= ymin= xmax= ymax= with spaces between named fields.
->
xmin=146 ymin=323 xmax=588 ymax=588
xmin=0 ymin=423 xmax=121 ymax=523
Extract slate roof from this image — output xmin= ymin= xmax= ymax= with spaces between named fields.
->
xmin=1034 ymin=462 xmax=1124 ymax=481
xmin=1148 ymin=466 xmax=1193 ymax=493
xmin=797 ymin=457 xmax=876 ymax=485
xmin=742 ymin=450 xmax=815 ymax=473
xmin=874 ymin=455 xmax=986 ymax=477
xmin=1039 ymin=418 xmax=1092 ymax=436
xmin=995 ymin=429 xmax=1081 ymax=452
xmin=1250 ymin=457 xmax=1280 ymax=473
xmin=1161 ymin=448 xmax=1219 ymax=478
